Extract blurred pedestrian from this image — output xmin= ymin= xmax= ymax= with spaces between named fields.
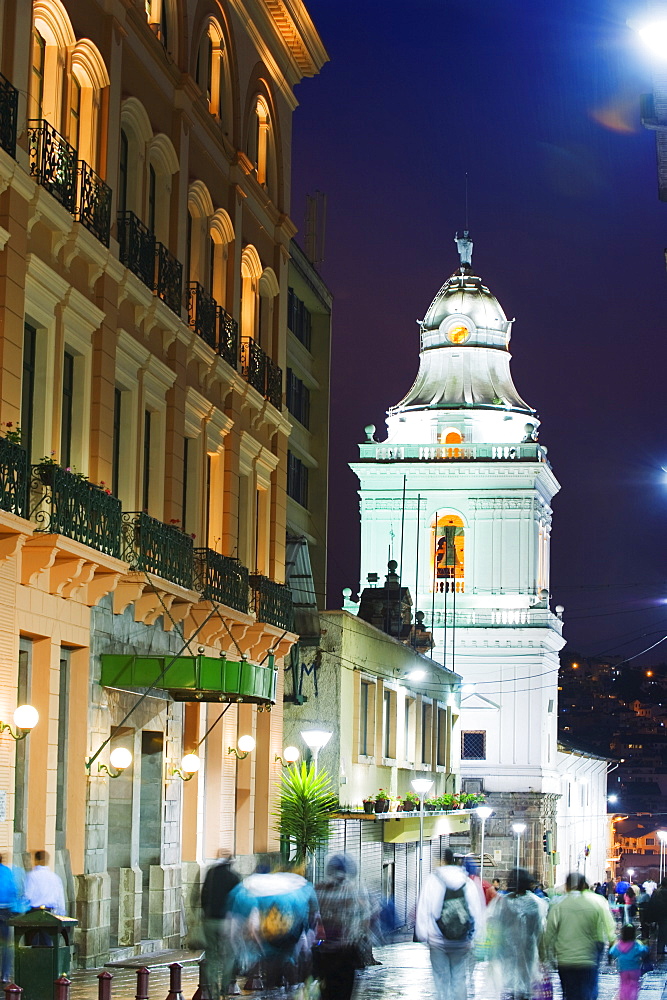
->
xmin=201 ymin=850 xmax=240 ymax=998
xmin=609 ymin=925 xmax=648 ymax=1000
xmin=623 ymin=888 xmax=637 ymax=927
xmin=0 ymin=855 xmax=18 ymax=982
xmin=415 ymin=848 xmax=483 ymax=1000
xmin=487 ymin=868 xmax=547 ymax=1000
xmin=24 ymin=851 xmax=65 ymax=914
xmin=313 ymin=854 xmax=371 ymax=1000
xmin=544 ymin=872 xmax=615 ymax=1000
xmin=644 ymin=878 xmax=667 ymax=956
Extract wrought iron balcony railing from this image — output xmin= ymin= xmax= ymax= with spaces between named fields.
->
xmin=241 ymin=338 xmax=282 ymax=409
xmin=188 ymin=282 xmax=217 ymax=348
xmin=27 ymin=120 xmax=77 ymax=214
xmin=218 ymin=307 xmax=238 ymax=369
xmin=249 ymin=574 xmax=294 ymax=632
xmin=266 ymin=358 xmax=282 ymax=409
xmin=155 ymin=242 xmax=183 ymax=315
xmin=30 ymin=465 xmax=122 ymax=558
xmin=0 ymin=437 xmax=29 ymax=519
xmin=117 ymin=211 xmax=156 ymax=290
xmin=0 ymin=73 xmax=18 ymax=159
xmin=195 ymin=548 xmax=249 ymax=613
xmin=78 ymin=161 xmax=111 ymax=247
xmin=122 ymin=511 xmax=194 ymax=589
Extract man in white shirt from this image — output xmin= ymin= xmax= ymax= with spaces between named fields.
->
xmin=24 ymin=852 xmax=66 ymax=915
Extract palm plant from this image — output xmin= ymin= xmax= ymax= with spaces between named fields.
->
xmin=276 ymin=761 xmax=337 ymax=865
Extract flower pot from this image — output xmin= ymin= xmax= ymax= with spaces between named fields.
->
xmin=363 ymin=802 xmax=374 ymax=814
xmin=425 ymin=802 xmax=436 ymax=811
xmin=374 ymin=799 xmax=389 ymax=813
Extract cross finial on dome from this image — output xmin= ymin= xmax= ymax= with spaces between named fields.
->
xmin=455 ymin=230 xmax=473 ymax=270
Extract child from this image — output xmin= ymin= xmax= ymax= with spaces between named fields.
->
xmin=610 ymin=925 xmax=649 ymax=1000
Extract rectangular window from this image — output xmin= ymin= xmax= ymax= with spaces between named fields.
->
xmin=421 ymin=702 xmax=432 ymax=765
xmin=61 ymin=351 xmax=74 ymax=469
xmin=69 ymin=77 xmax=81 ymax=151
xmin=360 ymin=680 xmax=371 ymax=756
xmin=142 ymin=410 xmax=151 ymax=511
xmin=286 ymin=369 xmax=311 ymax=428
xmin=287 ymin=287 xmax=312 ymax=350
xmin=31 ymin=29 xmax=45 ymax=120
xmin=205 ymin=453 xmax=212 ymax=546
xmin=646 ymin=838 xmax=655 ymax=845
xmin=461 ymin=730 xmax=486 ymax=760
xmin=21 ymin=323 xmax=37 ymax=459
xmin=383 ymin=690 xmax=391 ymax=759
xmin=404 ymin=698 xmax=414 ymax=761
xmin=112 ymin=388 xmax=122 ymax=498
xmin=148 ymin=164 xmax=156 ymax=233
xmin=56 ymin=649 xmax=70 ymax=850
xmin=437 ymin=706 xmax=447 ymax=767
xmin=287 ymin=451 xmax=309 ymax=508
xmin=118 ymin=130 xmax=128 ymax=216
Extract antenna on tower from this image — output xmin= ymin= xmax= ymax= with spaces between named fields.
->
xmin=305 ymin=191 xmax=327 ymax=267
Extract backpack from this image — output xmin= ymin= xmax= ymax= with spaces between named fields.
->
xmin=436 ymin=879 xmax=475 ymax=941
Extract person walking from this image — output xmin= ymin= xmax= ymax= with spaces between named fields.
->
xmin=201 ymin=850 xmax=240 ymax=997
xmin=544 ymin=872 xmax=616 ymax=1000
xmin=24 ymin=851 xmax=66 ymax=914
xmin=644 ymin=877 xmax=667 ymax=956
xmin=415 ymin=848 xmax=484 ymax=1000
xmin=312 ymin=853 xmax=371 ymax=1000
xmin=0 ymin=856 xmax=18 ymax=982
xmin=487 ymin=868 xmax=547 ymax=1000
xmin=609 ymin=925 xmax=648 ymax=1000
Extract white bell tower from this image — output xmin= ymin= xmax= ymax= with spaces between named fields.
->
xmin=350 ymin=234 xmax=565 ymax=796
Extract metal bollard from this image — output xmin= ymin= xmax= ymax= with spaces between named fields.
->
xmin=54 ymin=977 xmax=71 ymax=1000
xmin=191 ymin=959 xmax=213 ymax=1000
xmin=4 ymin=984 xmax=22 ymax=1000
xmin=98 ymin=970 xmax=113 ymax=1000
xmin=135 ymin=967 xmax=150 ymax=1000
xmin=165 ymin=962 xmax=184 ymax=1000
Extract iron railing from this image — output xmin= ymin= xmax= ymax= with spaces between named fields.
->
xmin=218 ymin=307 xmax=238 ymax=369
xmin=78 ymin=161 xmax=112 ymax=247
xmin=30 ymin=465 xmax=122 ymax=558
xmin=241 ymin=337 xmax=266 ymax=395
xmin=250 ymin=574 xmax=294 ymax=632
xmin=122 ymin=511 xmax=194 ymax=589
xmin=266 ymin=358 xmax=282 ymax=409
xmin=155 ymin=242 xmax=183 ymax=315
xmin=0 ymin=73 xmax=18 ymax=159
xmin=195 ymin=548 xmax=249 ymax=613
xmin=117 ymin=211 xmax=156 ymax=290
xmin=27 ymin=120 xmax=77 ymax=213
xmin=0 ymin=437 xmax=29 ymax=519
xmin=188 ymin=282 xmax=217 ymax=348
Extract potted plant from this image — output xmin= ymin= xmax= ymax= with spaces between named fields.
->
xmin=275 ymin=762 xmax=337 ymax=866
xmin=362 ymin=796 xmax=375 ymax=814
xmin=424 ymin=797 xmax=437 ymax=811
xmin=374 ymin=789 xmax=390 ymax=813
xmin=402 ymin=791 xmax=419 ymax=812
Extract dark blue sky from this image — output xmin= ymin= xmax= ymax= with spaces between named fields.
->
xmin=291 ymin=0 xmax=667 ymax=661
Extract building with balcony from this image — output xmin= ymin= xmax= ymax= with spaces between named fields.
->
xmin=0 ymin=0 xmax=326 ymax=966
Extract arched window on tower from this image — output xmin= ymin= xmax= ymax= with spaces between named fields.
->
xmin=433 ymin=514 xmax=464 ymax=594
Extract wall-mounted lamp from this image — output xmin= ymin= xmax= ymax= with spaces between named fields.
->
xmin=275 ymin=746 xmax=300 ymax=767
xmin=0 ymin=704 xmax=39 ymax=741
xmin=228 ymin=735 xmax=256 ymax=759
xmin=171 ymin=753 xmax=201 ymax=781
xmin=86 ymin=746 xmax=133 ymax=778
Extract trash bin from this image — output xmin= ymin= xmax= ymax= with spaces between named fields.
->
xmin=8 ymin=909 xmax=78 ymax=1000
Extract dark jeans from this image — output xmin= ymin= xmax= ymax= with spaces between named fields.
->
xmin=0 ymin=909 xmax=10 ymax=982
xmin=657 ymin=918 xmax=667 ymax=955
xmin=312 ymin=945 xmax=358 ymax=1000
xmin=558 ymin=965 xmax=597 ymax=1000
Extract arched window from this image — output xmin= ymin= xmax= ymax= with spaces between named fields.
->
xmin=146 ymin=0 xmax=174 ymax=56
xmin=240 ymin=245 xmax=262 ymax=342
xmin=69 ymin=40 xmax=110 ymax=170
xmin=31 ymin=1 xmax=77 ymax=130
xmin=119 ymin=98 xmax=153 ymax=218
xmin=146 ymin=134 xmax=179 ymax=244
xmin=209 ymin=208 xmax=235 ymax=308
xmin=186 ymin=181 xmax=215 ymax=286
xmin=254 ymin=96 xmax=270 ymax=186
xmin=31 ymin=28 xmax=46 ymax=120
xmin=258 ymin=267 xmax=279 ymax=354
xmin=433 ymin=514 xmax=465 ymax=592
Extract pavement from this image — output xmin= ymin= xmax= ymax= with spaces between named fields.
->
xmin=55 ymin=942 xmax=667 ymax=1000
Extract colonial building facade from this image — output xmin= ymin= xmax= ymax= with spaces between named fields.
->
xmin=0 ymin=0 xmax=326 ymax=966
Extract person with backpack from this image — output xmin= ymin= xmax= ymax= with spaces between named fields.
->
xmin=415 ymin=848 xmax=484 ymax=1000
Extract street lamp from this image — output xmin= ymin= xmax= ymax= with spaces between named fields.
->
xmin=475 ymin=806 xmax=493 ymax=886
xmin=512 ymin=822 xmax=527 ymax=875
xmin=659 ymin=831 xmax=667 ymax=881
xmin=411 ymin=778 xmax=434 ymax=896
xmin=300 ymin=729 xmax=332 ymax=773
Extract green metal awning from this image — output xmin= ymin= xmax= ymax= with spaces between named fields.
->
xmin=100 ymin=654 xmax=277 ymax=704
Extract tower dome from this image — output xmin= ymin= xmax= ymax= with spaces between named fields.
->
xmin=391 ymin=233 xmax=535 ymax=416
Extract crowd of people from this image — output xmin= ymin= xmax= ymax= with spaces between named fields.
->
xmin=201 ymin=850 xmax=667 ymax=1000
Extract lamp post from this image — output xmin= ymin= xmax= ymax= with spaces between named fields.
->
xmin=512 ymin=822 xmax=526 ymax=880
xmin=659 ymin=831 xmax=667 ymax=882
xmin=412 ymin=778 xmax=434 ymax=897
xmin=475 ymin=806 xmax=493 ymax=887
xmin=300 ymin=729 xmax=332 ymax=774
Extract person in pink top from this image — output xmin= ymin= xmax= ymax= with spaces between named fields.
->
xmin=609 ymin=925 xmax=648 ymax=1000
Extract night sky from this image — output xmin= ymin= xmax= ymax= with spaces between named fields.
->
xmin=290 ymin=0 xmax=667 ymax=663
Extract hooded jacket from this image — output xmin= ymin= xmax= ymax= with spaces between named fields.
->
xmin=415 ymin=863 xmax=484 ymax=951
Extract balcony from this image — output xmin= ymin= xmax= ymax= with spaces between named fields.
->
xmin=30 ymin=465 xmax=122 ymax=558
xmin=117 ymin=211 xmax=156 ymax=289
xmin=0 ymin=437 xmax=28 ymax=519
xmin=250 ymin=574 xmax=294 ymax=632
xmin=0 ymin=73 xmax=18 ymax=159
xmin=155 ymin=241 xmax=183 ymax=315
xmin=359 ymin=441 xmax=550 ymax=464
xmin=188 ymin=282 xmax=217 ymax=348
xmin=122 ymin=511 xmax=194 ymax=589
xmin=195 ymin=548 xmax=249 ymax=612
xmin=27 ymin=120 xmax=77 ymax=214
xmin=241 ymin=338 xmax=282 ymax=409
xmin=218 ymin=307 xmax=238 ymax=369
xmin=78 ymin=162 xmax=112 ymax=247
xmin=99 ymin=652 xmax=277 ymax=705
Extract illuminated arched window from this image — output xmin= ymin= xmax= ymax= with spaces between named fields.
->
xmin=209 ymin=208 xmax=235 ymax=308
xmin=240 ymin=245 xmax=262 ymax=342
xmin=433 ymin=514 xmax=464 ymax=590
xmin=146 ymin=0 xmax=174 ymax=55
xmin=31 ymin=28 xmax=46 ymax=120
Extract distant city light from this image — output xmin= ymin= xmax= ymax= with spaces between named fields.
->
xmin=572 ymin=663 xmax=579 ymax=669
xmin=608 ymin=794 xmax=618 ymax=803
xmin=646 ymin=670 xmax=654 ymax=677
